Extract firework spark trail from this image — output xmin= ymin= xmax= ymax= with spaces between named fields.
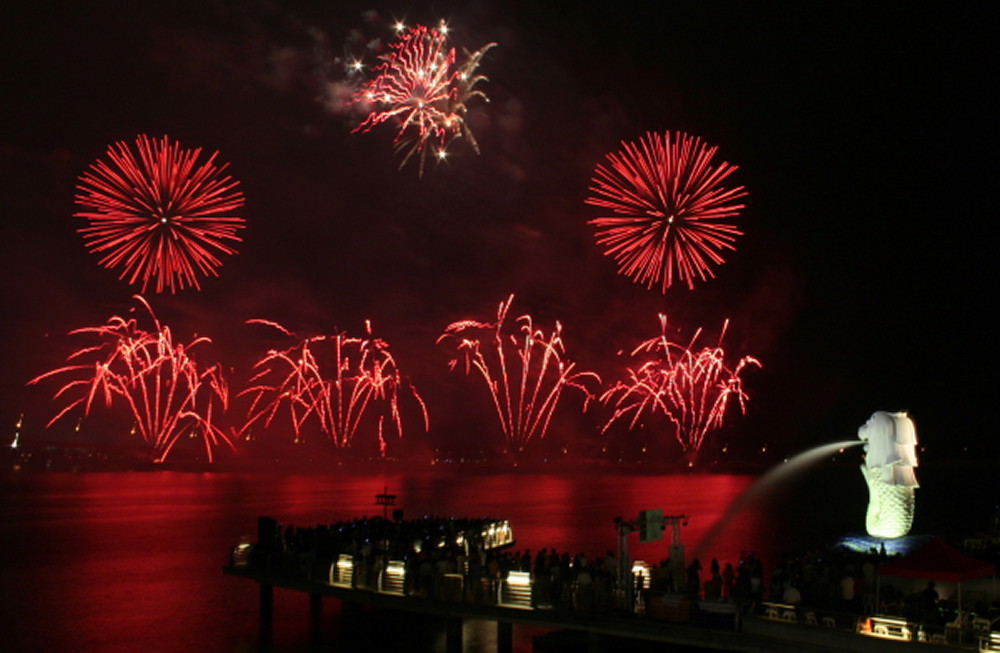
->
xmin=601 ymin=315 xmax=760 ymax=453
xmin=27 ymin=296 xmax=234 ymax=462
xmin=75 ymin=134 xmax=246 ymax=293
xmin=352 ymin=24 xmax=496 ymax=174
xmin=586 ymin=131 xmax=747 ymax=292
xmin=241 ymin=321 xmax=428 ymax=450
xmin=438 ymin=295 xmax=600 ymax=450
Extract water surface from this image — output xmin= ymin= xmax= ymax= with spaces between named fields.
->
xmin=0 ymin=463 xmax=980 ymax=652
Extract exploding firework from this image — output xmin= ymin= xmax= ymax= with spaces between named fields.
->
xmin=75 ymin=134 xmax=246 ymax=293
xmin=438 ymin=295 xmax=600 ymax=452
xmin=586 ymin=131 xmax=747 ymax=292
xmin=27 ymin=296 xmax=234 ymax=462
xmin=240 ymin=320 xmax=428 ymax=453
xmin=601 ymin=315 xmax=760 ymax=454
xmin=353 ymin=23 xmax=496 ymax=174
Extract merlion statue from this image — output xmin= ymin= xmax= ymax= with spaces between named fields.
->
xmin=858 ymin=411 xmax=919 ymax=538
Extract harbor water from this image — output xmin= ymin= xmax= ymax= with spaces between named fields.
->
xmin=0 ymin=462 xmax=991 ymax=652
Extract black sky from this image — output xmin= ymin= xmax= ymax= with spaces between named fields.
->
xmin=1 ymin=2 xmax=994 ymax=462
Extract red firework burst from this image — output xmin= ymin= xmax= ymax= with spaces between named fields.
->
xmin=437 ymin=295 xmax=600 ymax=451
xmin=353 ymin=24 xmax=495 ymax=175
xmin=27 ymin=296 xmax=234 ymax=462
xmin=240 ymin=320 xmax=428 ymax=453
xmin=586 ymin=131 xmax=747 ymax=292
xmin=601 ymin=315 xmax=760 ymax=453
xmin=75 ymin=134 xmax=246 ymax=293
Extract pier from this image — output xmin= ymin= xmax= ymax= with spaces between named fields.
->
xmin=223 ymin=514 xmax=996 ymax=652
xmin=225 ymin=562 xmax=989 ymax=652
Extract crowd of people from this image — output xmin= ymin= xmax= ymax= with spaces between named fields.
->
xmin=243 ymin=515 xmax=992 ymax=629
xmin=250 ymin=515 xmax=636 ymax=610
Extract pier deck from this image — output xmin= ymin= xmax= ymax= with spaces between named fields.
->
xmin=224 ymin=563 xmax=978 ymax=653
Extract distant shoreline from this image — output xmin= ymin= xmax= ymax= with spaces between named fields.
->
xmin=1 ymin=442 xmax=987 ymax=476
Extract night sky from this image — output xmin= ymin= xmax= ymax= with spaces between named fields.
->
xmin=1 ymin=2 xmax=994 ymax=464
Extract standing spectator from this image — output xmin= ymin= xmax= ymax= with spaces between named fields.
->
xmin=782 ymin=580 xmax=802 ymax=606
xmin=722 ymin=562 xmax=735 ymax=598
xmin=705 ymin=559 xmax=722 ymax=599
xmin=840 ymin=568 xmax=855 ymax=613
xmin=921 ymin=581 xmax=939 ymax=624
xmin=686 ymin=559 xmax=702 ymax=597
xmin=750 ymin=558 xmax=764 ymax=601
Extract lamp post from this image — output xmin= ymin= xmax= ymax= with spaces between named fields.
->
xmin=375 ymin=486 xmax=396 ymax=520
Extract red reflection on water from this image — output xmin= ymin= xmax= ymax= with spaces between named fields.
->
xmin=223 ymin=472 xmax=778 ymax=569
xmin=1 ymin=473 xmax=267 ymax=652
xmin=1 ymin=470 xmax=784 ymax=653
xmin=424 ymin=472 xmax=776 ymax=571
